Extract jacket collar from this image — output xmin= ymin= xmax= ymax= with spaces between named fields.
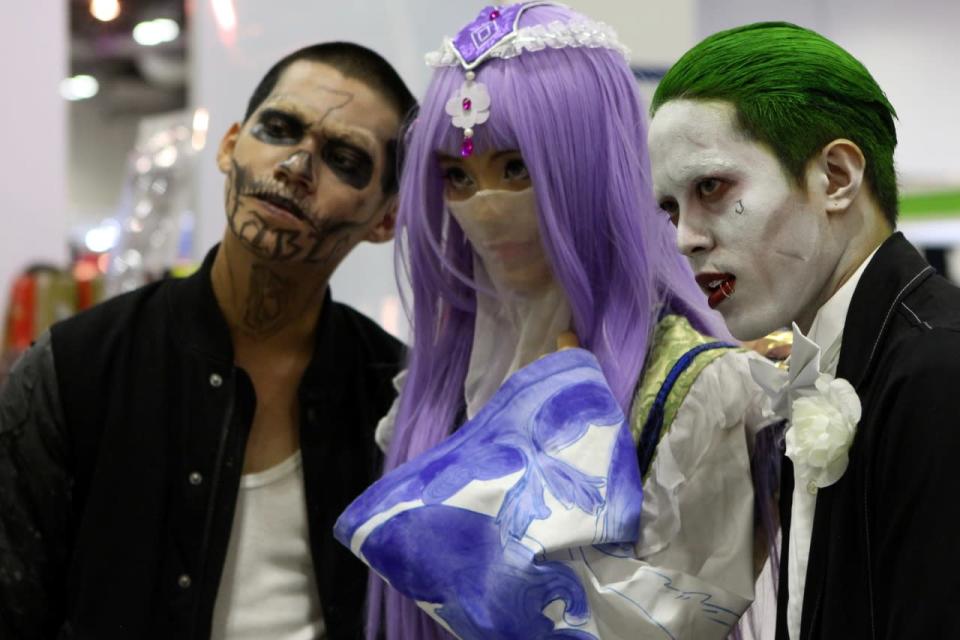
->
xmin=837 ymin=232 xmax=935 ymax=390
xmin=797 ymin=232 xmax=933 ymax=639
xmin=167 ymin=245 xmax=348 ymax=394
xmin=168 ymin=244 xmax=234 ymax=365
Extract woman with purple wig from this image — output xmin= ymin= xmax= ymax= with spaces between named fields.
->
xmin=334 ymin=3 xmax=773 ymax=639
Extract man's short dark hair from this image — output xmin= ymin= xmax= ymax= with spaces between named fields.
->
xmin=244 ymin=42 xmax=416 ymax=195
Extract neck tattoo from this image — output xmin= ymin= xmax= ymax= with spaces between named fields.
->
xmin=243 ymin=263 xmax=294 ymax=337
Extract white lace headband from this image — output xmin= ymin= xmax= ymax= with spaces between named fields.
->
xmin=425 ymin=18 xmax=631 ymax=69
xmin=424 ymin=3 xmax=631 ymax=157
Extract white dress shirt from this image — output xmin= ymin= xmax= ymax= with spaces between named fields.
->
xmin=786 ymin=249 xmax=878 ymax=640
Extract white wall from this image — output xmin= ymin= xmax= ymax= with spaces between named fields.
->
xmin=190 ymin=0 xmax=695 ymax=337
xmin=69 ymin=99 xmax=141 ymax=222
xmin=566 ymin=0 xmax=696 ymax=66
xmin=0 ymin=2 xmax=68 ymax=325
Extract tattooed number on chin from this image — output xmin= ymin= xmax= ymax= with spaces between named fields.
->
xmin=227 ymin=160 xmax=339 ymax=265
xmin=226 ymin=159 xmax=364 ymax=266
xmin=231 ymin=209 xmax=347 ymax=266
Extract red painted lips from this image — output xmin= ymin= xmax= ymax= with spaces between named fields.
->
xmin=695 ymin=272 xmax=736 ymax=309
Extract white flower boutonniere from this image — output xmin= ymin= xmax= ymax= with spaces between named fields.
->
xmin=749 ymin=323 xmax=862 ymax=492
xmin=785 ymin=373 xmax=861 ymax=490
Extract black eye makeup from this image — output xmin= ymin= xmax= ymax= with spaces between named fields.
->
xmin=251 ymin=109 xmax=306 ymax=145
xmin=322 ymin=139 xmax=374 ymax=190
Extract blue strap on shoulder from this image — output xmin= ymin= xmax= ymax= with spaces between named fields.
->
xmin=637 ymin=341 xmax=736 ymax=477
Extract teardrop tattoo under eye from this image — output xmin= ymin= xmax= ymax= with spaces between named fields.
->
xmin=251 ymin=109 xmax=306 ymax=145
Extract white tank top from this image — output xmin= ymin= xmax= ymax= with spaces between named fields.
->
xmin=211 ymin=451 xmax=326 ymax=640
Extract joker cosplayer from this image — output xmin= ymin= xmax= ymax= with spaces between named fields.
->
xmin=649 ymin=22 xmax=960 ymax=640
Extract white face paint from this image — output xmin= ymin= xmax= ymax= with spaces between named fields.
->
xmin=648 ymin=100 xmax=842 ymax=340
xmin=446 ymin=188 xmax=554 ymax=294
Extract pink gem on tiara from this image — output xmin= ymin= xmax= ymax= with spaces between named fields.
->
xmin=462 ymin=98 xmax=472 ymax=111
xmin=460 ymin=138 xmax=475 ymax=157
xmin=489 ymin=9 xmax=500 ymax=20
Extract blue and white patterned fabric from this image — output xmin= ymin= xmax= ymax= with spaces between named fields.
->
xmin=335 ymin=348 xmax=750 ymax=639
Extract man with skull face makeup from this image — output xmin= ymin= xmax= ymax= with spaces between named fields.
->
xmin=0 ymin=43 xmax=413 ymax=639
xmin=649 ymin=22 xmax=960 ymax=640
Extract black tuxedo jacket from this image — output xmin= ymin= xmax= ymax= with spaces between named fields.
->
xmin=775 ymin=232 xmax=960 ymax=639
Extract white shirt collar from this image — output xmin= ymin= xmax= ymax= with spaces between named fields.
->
xmin=805 ymin=247 xmax=879 ymax=374
xmin=785 ymin=246 xmax=880 ymax=640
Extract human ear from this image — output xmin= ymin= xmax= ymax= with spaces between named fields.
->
xmin=818 ymin=139 xmax=866 ymax=214
xmin=216 ymin=123 xmax=242 ymax=174
xmin=364 ymin=195 xmax=398 ymax=244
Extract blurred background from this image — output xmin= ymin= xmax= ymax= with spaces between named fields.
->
xmin=3 ymin=0 xmax=959 ymax=377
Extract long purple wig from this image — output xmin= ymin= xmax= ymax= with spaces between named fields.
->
xmin=367 ymin=5 xmax=732 ymax=638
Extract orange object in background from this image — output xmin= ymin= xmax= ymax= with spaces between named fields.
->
xmin=7 ymin=274 xmax=36 ymax=352
xmin=76 ymin=279 xmax=97 ymax=312
xmin=1 ymin=265 xmax=107 ymax=385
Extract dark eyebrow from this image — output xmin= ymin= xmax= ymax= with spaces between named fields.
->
xmin=491 ymin=150 xmax=520 ymax=161
xmin=259 ymin=97 xmax=311 ymax=121
xmin=326 ymin=136 xmax=369 ymax=155
xmin=320 ymin=126 xmax=377 ymax=157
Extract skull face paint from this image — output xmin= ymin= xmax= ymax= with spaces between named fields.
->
xmin=648 ymin=100 xmax=843 ymax=340
xmin=218 ymin=60 xmax=399 ymax=266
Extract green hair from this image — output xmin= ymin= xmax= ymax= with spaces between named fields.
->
xmin=651 ymin=22 xmax=899 ymax=225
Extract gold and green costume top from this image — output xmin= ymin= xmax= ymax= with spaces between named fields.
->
xmin=630 ymin=314 xmax=739 ymax=479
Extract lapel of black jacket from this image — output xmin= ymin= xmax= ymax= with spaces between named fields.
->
xmin=797 ymin=232 xmax=934 ymax=638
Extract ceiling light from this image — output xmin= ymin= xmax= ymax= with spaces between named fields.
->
xmin=133 ymin=18 xmax=180 ymax=47
xmin=212 ymin=0 xmax=237 ymax=31
xmin=84 ymin=220 xmax=121 ymax=253
xmin=192 ymin=107 xmax=210 ymax=151
xmin=60 ymin=75 xmax=99 ymax=101
xmin=154 ymin=145 xmax=178 ymax=168
xmin=211 ymin=0 xmax=237 ymax=47
xmin=90 ymin=0 xmax=121 ymax=22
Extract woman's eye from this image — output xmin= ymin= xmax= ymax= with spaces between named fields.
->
xmin=443 ymin=166 xmax=474 ymax=190
xmin=503 ymin=158 xmax=529 ymax=181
